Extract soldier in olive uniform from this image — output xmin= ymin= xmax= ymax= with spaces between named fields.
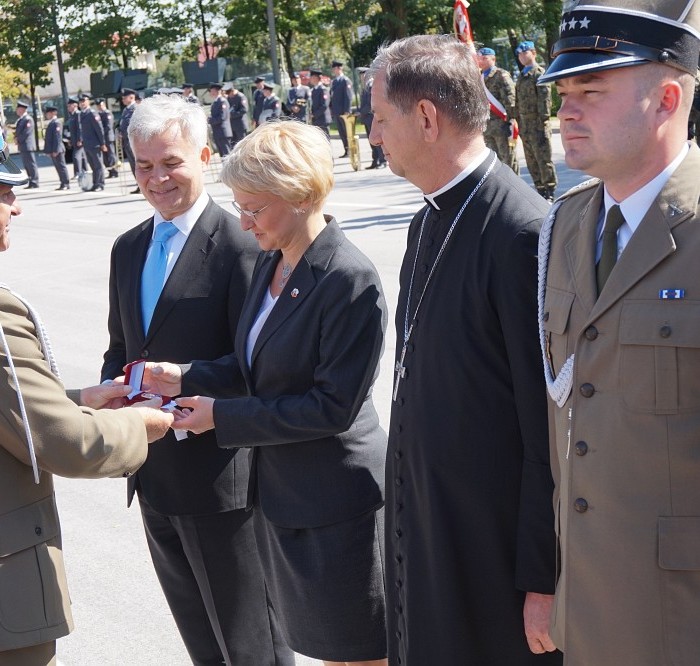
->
xmin=477 ymin=47 xmax=519 ymax=174
xmin=43 ymin=104 xmax=70 ymax=190
xmin=14 ymin=102 xmax=38 ymax=188
xmin=515 ymin=41 xmax=558 ymax=201
xmin=95 ymin=98 xmax=118 ymax=179
xmin=309 ymin=69 xmax=331 ymax=136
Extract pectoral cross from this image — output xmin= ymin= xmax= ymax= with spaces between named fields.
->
xmin=393 ymin=343 xmax=408 ymax=402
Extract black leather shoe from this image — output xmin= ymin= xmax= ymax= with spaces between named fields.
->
xmin=130 ymin=187 xmax=141 ymax=194
xmin=90 ymin=185 xmax=104 ymax=192
xmin=340 ymin=151 xmax=349 ymax=158
xmin=24 ymin=183 xmax=39 ymax=189
xmin=365 ymin=162 xmax=378 ymax=170
xmin=56 ymin=185 xmax=70 ymax=191
xmin=108 ymin=170 xmax=119 ymax=178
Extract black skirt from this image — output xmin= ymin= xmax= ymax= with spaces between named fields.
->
xmin=253 ymin=505 xmax=387 ymax=662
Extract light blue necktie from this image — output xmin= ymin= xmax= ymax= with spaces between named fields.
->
xmin=141 ymin=222 xmax=178 ymax=333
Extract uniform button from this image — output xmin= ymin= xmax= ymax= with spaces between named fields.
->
xmin=574 ymin=441 xmax=588 ymax=456
xmin=660 ymin=325 xmax=672 ymax=338
xmin=543 ymin=311 xmax=550 ymax=322
xmin=395 ymin=477 xmax=403 ymax=486
xmin=574 ymin=498 xmax=589 ymax=513
xmin=394 ymin=450 xmax=402 ymax=460
xmin=140 ymin=349 xmax=149 ymax=358
xmin=395 ymin=529 xmax=402 ymax=538
xmin=34 ymin=526 xmax=42 ymax=536
xmin=580 ymin=383 xmax=595 ymax=398
xmin=584 ymin=326 xmax=598 ymax=341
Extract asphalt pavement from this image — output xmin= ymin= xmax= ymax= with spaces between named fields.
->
xmin=2 ymin=127 xmax=586 ymax=666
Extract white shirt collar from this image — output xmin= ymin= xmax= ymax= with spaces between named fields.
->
xmin=601 ymin=142 xmax=689 ymax=240
xmin=152 ymin=189 xmax=210 ymax=238
xmin=423 ymin=148 xmax=491 ymax=210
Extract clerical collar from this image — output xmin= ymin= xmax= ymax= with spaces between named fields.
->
xmin=423 ymin=148 xmax=491 ymax=211
xmin=599 ymin=142 xmax=689 ymax=243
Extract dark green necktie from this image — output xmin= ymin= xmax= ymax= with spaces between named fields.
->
xmin=596 ymin=205 xmax=625 ymax=295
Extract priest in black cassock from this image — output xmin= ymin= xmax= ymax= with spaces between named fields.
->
xmin=369 ymin=35 xmax=562 ymax=666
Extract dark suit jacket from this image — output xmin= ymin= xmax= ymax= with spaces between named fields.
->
xmin=182 ymin=218 xmax=387 ymax=529
xmin=101 ymin=197 xmax=260 ymax=515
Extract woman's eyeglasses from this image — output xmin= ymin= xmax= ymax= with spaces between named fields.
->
xmin=231 ymin=201 xmax=271 ymax=223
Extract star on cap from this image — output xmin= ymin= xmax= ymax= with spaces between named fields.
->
xmin=568 ymin=17 xmax=578 ymax=29
xmin=579 ymin=16 xmax=590 ymax=29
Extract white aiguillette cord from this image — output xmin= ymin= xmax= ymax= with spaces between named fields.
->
xmin=393 ymin=155 xmax=497 ymax=401
xmin=0 ymin=283 xmax=60 ymax=484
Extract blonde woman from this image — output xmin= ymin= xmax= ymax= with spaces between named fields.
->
xmin=143 ymin=120 xmax=388 ymax=666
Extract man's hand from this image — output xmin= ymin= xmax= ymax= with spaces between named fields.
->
xmin=129 ymin=361 xmax=183 ymax=397
xmin=172 ymin=396 xmax=215 ymax=434
xmin=80 ymin=382 xmax=132 ymax=409
xmin=131 ymin=401 xmax=175 ymax=442
xmin=523 ymin=591 xmax=557 ymax=654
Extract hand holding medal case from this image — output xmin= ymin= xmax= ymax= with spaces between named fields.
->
xmin=124 ymin=360 xmax=177 ymax=411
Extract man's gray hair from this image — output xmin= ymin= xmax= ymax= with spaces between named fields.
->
xmin=369 ymin=34 xmax=489 ymax=134
xmin=128 ymin=93 xmax=208 ymax=149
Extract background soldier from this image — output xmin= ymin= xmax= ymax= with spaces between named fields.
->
xmin=96 ymin=98 xmax=118 ymax=179
xmin=207 ymin=82 xmax=232 ymax=157
xmin=515 ymin=41 xmax=557 ymax=201
xmin=78 ymin=93 xmax=107 ymax=192
xmin=309 ymin=68 xmax=331 ymax=136
xmin=330 ymin=60 xmax=353 ymax=157
xmin=252 ymin=76 xmax=265 ymax=128
xmin=286 ymin=72 xmax=310 ymax=121
xmin=477 ymin=47 xmax=519 ymax=173
xmin=357 ymin=67 xmax=385 ymax=169
xmin=260 ymin=82 xmax=281 ymax=122
xmin=43 ymin=104 xmax=70 ymax=190
xmin=119 ymin=88 xmax=139 ymax=193
xmin=14 ymin=101 xmax=38 ymax=188
xmin=182 ymin=82 xmax=199 ymax=104
xmin=225 ymin=83 xmax=249 ymax=147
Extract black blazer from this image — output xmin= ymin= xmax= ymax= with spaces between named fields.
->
xmin=182 ymin=218 xmax=387 ymax=529
xmin=101 ymin=197 xmax=260 ymax=515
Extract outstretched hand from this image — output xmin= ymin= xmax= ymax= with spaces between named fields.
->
xmin=80 ymin=382 xmax=132 ymax=410
xmin=172 ymin=396 xmax=215 ymax=435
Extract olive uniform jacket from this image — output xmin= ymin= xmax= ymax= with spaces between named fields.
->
xmin=0 ymin=287 xmax=147 ymax=652
xmin=542 ymin=143 xmax=700 ymax=666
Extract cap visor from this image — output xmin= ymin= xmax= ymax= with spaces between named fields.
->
xmin=0 ymin=154 xmax=29 ymax=186
xmin=538 ymin=52 xmax=647 ymax=85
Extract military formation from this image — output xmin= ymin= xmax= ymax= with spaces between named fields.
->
xmin=11 ymin=51 xmax=563 ymax=194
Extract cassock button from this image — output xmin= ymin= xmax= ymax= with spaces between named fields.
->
xmin=396 ymin=502 xmax=404 ymax=512
xmin=426 ymin=237 xmax=434 ymax=247
xmin=421 ymin=264 xmax=429 ymax=273
xmin=397 ymin=397 xmax=405 ymax=406
xmin=574 ymin=441 xmax=588 ymax=456
xmin=395 ymin=477 xmax=403 ymax=486
xmin=394 ymin=424 xmax=403 ymax=434
xmin=395 ymin=604 xmax=403 ymax=614
xmin=584 ymin=326 xmax=598 ymax=341
xmin=660 ymin=325 xmax=672 ymax=338
xmin=580 ymin=383 xmax=595 ymax=398
xmin=394 ymin=450 xmax=402 ymax=460
xmin=396 ymin=631 xmax=402 ymax=639
xmin=395 ymin=579 xmax=403 ymax=588
xmin=395 ymin=528 xmax=402 ymax=538
xmin=140 ymin=349 xmax=149 ymax=358
xmin=574 ymin=498 xmax=589 ymax=513
xmin=395 ymin=554 xmax=403 ymax=564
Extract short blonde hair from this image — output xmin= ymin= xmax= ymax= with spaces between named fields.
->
xmin=221 ymin=120 xmax=334 ymax=208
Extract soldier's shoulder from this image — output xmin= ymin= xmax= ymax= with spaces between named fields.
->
xmin=554 ymin=178 xmax=600 ymax=207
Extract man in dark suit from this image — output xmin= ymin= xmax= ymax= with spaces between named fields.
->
xmin=208 ymin=82 xmax=232 ymax=157
xmin=14 ymin=101 xmax=38 ymax=188
xmin=101 ymin=93 xmax=293 ymax=666
xmin=225 ymin=84 xmax=249 ymax=146
xmin=370 ymin=35 xmax=561 ymax=665
xmin=77 ymin=93 xmax=107 ymax=191
xmin=43 ymin=104 xmax=70 ymax=190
